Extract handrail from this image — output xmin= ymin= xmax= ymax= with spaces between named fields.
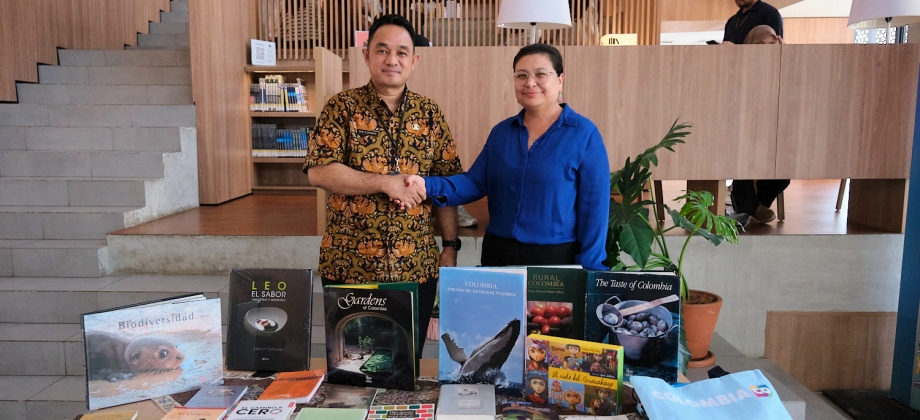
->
xmin=255 ymin=0 xmax=661 ymax=61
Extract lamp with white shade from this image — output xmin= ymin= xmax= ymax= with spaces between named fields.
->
xmin=848 ymin=0 xmax=920 ymax=43
xmin=496 ymin=0 xmax=572 ymax=45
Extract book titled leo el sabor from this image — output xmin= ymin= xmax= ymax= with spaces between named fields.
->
xmin=81 ymin=294 xmax=223 ymax=411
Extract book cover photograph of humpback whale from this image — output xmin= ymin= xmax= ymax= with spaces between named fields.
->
xmin=438 ymin=267 xmax=526 ymax=395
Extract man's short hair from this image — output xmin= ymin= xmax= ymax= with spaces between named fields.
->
xmin=368 ymin=14 xmax=418 ymax=51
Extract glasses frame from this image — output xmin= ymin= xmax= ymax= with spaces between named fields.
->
xmin=512 ymin=70 xmax=558 ymax=85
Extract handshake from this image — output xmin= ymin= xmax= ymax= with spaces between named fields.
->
xmin=388 ymin=174 xmax=427 ymax=210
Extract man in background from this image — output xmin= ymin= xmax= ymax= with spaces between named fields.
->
xmin=722 ymin=0 xmax=783 ymax=44
xmin=304 ymin=14 xmax=461 ymax=351
xmin=730 ymin=24 xmax=789 ymax=224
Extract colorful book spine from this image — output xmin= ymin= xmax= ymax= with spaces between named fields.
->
xmin=366 ymin=403 xmax=435 ymax=419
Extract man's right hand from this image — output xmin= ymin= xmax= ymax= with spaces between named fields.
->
xmin=387 ymin=174 xmax=426 ymax=210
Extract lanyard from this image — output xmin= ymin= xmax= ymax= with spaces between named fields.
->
xmin=370 ymin=87 xmax=409 ymax=175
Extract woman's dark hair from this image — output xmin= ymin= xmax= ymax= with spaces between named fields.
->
xmin=368 ymin=14 xmax=418 ymax=50
xmin=513 ymin=43 xmax=563 ymax=75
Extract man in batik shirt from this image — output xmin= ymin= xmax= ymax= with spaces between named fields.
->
xmin=303 ymin=14 xmax=461 ymax=350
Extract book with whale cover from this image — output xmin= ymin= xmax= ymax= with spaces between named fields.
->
xmin=438 ymin=267 xmax=526 ymax=396
xmin=323 ymin=282 xmax=418 ymax=391
xmin=81 ymin=294 xmax=223 ymax=410
xmin=226 ymin=268 xmax=314 ymax=372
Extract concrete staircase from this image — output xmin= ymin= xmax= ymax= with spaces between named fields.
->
xmin=0 ymin=1 xmax=200 ymax=418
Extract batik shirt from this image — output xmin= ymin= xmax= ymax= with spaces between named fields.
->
xmin=303 ymin=82 xmax=462 ymax=284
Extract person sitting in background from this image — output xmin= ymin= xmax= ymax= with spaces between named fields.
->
xmin=730 ymin=24 xmax=788 ymax=224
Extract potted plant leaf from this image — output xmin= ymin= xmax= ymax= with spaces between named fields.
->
xmin=604 ymin=120 xmax=741 ymax=370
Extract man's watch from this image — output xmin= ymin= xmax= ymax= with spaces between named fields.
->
xmin=441 ymin=238 xmax=461 ymax=251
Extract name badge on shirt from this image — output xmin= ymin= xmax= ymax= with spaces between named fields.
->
xmin=356 ymin=129 xmax=380 ymax=137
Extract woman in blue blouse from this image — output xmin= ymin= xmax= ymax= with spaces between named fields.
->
xmin=418 ymin=43 xmax=610 ymax=270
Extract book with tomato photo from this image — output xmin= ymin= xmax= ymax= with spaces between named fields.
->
xmin=526 ymin=267 xmax=587 ymax=340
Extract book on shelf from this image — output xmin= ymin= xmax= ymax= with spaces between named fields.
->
xmin=435 ymin=383 xmax=496 ymax=419
xmin=226 ymin=268 xmax=314 ymax=372
xmin=182 ymin=384 xmax=249 ymax=418
xmin=76 ymin=411 xmax=138 ymax=420
xmin=527 ymin=266 xmax=588 ymax=340
xmin=584 ymin=271 xmax=681 ymax=384
xmin=251 ymin=124 xmax=310 ymax=158
xmin=293 ymin=407 xmax=368 ymax=420
xmin=250 ymin=75 xmax=309 ymax=113
xmin=524 ymin=334 xmax=624 ymax=416
xmin=158 ymin=407 xmax=228 ymax=420
xmin=81 ymin=293 xmax=223 ymax=411
xmin=323 ymin=282 xmax=419 ymax=391
xmin=224 ymin=399 xmax=298 ymax=420
xmin=257 ymin=369 xmax=326 ymax=404
xmin=438 ymin=267 xmax=526 ymax=396
xmin=316 ymin=384 xmax=378 ymax=409
xmin=366 ymin=403 xmax=435 ymax=419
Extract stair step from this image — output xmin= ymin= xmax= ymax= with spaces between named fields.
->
xmin=137 ymin=33 xmax=190 ymax=48
xmin=11 ymin=127 xmax=182 ymax=153
xmin=38 ymin=65 xmax=190 ymax=86
xmin=0 ymin=151 xmax=165 ymax=179
xmin=0 ymin=323 xmax=80 ymax=376
xmin=0 ymin=104 xmax=50 ymax=127
xmin=0 ymin=206 xmax=133 ymax=240
xmin=37 ymin=104 xmax=195 ymax=128
xmin=16 ymin=84 xmax=192 ymax=106
xmin=0 ymin=178 xmax=146 ymax=207
xmin=0 ymin=239 xmax=106 ymax=277
xmin=149 ymin=21 xmax=189 ymax=35
xmin=160 ymin=10 xmax=189 ymax=23
xmin=59 ymin=49 xmax=190 ymax=67
xmin=169 ymin=1 xmax=189 ymax=13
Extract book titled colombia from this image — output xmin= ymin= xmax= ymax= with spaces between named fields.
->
xmin=323 ymin=282 xmax=418 ymax=391
xmin=226 ymin=268 xmax=314 ymax=372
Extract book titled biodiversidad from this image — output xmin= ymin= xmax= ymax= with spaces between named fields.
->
xmin=81 ymin=294 xmax=223 ymax=410
xmin=226 ymin=268 xmax=313 ymax=372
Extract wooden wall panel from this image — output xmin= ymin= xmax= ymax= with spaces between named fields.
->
xmin=565 ymin=45 xmax=781 ymax=180
xmin=190 ymin=0 xmax=254 ymax=204
xmin=348 ymin=46 xmax=522 ymax=170
xmin=765 ymin=311 xmax=896 ymax=391
xmin=784 ymin=18 xmax=853 ymax=45
xmin=776 ymin=44 xmax=920 ymax=179
xmin=0 ymin=0 xmax=167 ymax=102
xmin=659 ymin=0 xmax=736 ymax=22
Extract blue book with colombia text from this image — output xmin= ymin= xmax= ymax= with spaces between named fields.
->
xmin=438 ymin=267 xmax=526 ymax=396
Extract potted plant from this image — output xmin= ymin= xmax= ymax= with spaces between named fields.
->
xmin=604 ymin=120 xmax=741 ymax=370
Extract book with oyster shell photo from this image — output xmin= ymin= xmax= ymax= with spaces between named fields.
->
xmin=226 ymin=268 xmax=314 ymax=372
xmin=585 ymin=271 xmax=680 ymax=384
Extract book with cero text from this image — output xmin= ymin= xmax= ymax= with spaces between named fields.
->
xmin=81 ymin=294 xmax=223 ymax=411
xmin=226 ymin=268 xmax=314 ymax=372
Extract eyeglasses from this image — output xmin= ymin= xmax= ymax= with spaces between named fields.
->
xmin=512 ymin=70 xmax=557 ymax=85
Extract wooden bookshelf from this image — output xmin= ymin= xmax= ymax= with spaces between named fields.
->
xmin=246 ymin=48 xmax=342 ymax=232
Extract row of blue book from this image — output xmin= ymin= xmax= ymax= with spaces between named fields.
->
xmin=249 ymin=75 xmax=309 ymax=112
xmin=251 ymin=124 xmax=310 ymax=158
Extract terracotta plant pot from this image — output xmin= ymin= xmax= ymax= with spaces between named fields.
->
xmin=683 ymin=290 xmax=722 ymax=367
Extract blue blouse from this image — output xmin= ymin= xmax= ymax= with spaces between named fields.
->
xmin=426 ymin=104 xmax=610 ymax=270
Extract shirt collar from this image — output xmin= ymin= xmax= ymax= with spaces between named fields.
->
xmin=365 ymin=81 xmax=410 ymax=116
xmin=512 ymin=103 xmax=576 ymax=128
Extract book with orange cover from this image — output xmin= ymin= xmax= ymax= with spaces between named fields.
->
xmin=257 ymin=369 xmax=326 ymax=404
